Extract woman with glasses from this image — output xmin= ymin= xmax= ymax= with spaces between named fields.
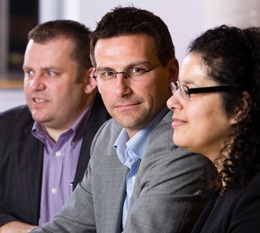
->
xmin=167 ymin=25 xmax=260 ymax=233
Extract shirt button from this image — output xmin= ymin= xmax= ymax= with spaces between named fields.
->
xmin=51 ymin=188 xmax=57 ymax=194
xmin=55 ymin=151 xmax=61 ymax=157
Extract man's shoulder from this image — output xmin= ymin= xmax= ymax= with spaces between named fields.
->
xmin=160 ymin=110 xmax=173 ymax=123
xmin=0 ymin=105 xmax=30 ymax=117
xmin=0 ymin=105 xmax=33 ymax=130
xmin=97 ymin=118 xmax=122 ymax=136
xmin=152 ymin=110 xmax=173 ymax=136
xmin=90 ymin=118 xmax=122 ymax=149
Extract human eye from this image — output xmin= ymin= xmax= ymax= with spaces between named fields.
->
xmin=129 ymin=67 xmax=146 ymax=76
xmin=99 ymin=70 xmax=115 ymax=80
xmin=25 ymin=70 xmax=33 ymax=75
xmin=177 ymin=81 xmax=189 ymax=93
xmin=182 ymin=85 xmax=190 ymax=94
xmin=23 ymin=70 xmax=34 ymax=78
xmin=47 ymin=71 xmax=57 ymax=77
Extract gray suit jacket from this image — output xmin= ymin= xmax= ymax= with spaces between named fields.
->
xmin=32 ymin=110 xmax=216 ymax=233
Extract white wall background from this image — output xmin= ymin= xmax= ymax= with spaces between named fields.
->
xmin=39 ymin=0 xmax=205 ymax=63
xmin=0 ymin=89 xmax=25 ymax=112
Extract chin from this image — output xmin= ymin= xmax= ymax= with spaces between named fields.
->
xmin=173 ymin=136 xmax=188 ymax=149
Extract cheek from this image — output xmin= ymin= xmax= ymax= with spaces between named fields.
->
xmin=97 ymin=85 xmax=108 ymax=100
xmin=96 ymin=85 xmax=112 ymax=109
xmin=146 ymin=82 xmax=170 ymax=106
xmin=173 ymin=102 xmax=215 ymax=143
xmin=23 ymin=78 xmax=32 ymax=90
xmin=190 ymin=104 xmax=230 ymax=145
xmin=190 ymin=105 xmax=220 ymax=135
xmin=23 ymin=82 xmax=32 ymax=100
xmin=173 ymin=95 xmax=231 ymax=154
xmin=96 ymin=81 xmax=110 ymax=96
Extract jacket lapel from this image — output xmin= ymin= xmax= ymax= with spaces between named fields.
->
xmin=73 ymin=94 xmax=110 ymax=188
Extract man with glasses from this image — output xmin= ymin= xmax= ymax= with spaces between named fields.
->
xmin=31 ymin=6 xmax=216 ymax=233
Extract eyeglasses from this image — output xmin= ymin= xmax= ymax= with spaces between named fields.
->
xmin=93 ymin=63 xmax=160 ymax=82
xmin=170 ymin=81 xmax=233 ymax=100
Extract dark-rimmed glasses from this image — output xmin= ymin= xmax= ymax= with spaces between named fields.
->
xmin=170 ymin=81 xmax=232 ymax=100
xmin=93 ymin=63 xmax=160 ymax=82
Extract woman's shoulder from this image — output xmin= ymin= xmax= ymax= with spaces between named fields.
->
xmin=243 ymin=171 xmax=260 ymax=195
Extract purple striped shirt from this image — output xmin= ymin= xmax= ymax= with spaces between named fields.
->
xmin=32 ymin=105 xmax=93 ymax=225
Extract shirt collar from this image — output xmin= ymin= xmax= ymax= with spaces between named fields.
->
xmin=32 ymin=101 xmax=94 ymax=147
xmin=114 ymin=107 xmax=169 ymax=165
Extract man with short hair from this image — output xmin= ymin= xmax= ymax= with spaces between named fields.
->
xmin=31 ymin=6 xmax=216 ymax=233
xmin=0 ymin=20 xmax=110 ymax=232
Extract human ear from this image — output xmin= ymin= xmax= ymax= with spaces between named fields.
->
xmin=168 ymin=57 xmax=179 ymax=84
xmin=231 ymin=91 xmax=250 ymax=124
xmin=84 ymin=67 xmax=97 ymax=94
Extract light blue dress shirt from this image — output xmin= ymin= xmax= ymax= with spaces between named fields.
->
xmin=114 ymin=107 xmax=168 ymax=229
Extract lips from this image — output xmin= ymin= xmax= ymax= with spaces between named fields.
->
xmin=31 ymin=96 xmax=49 ymax=106
xmin=116 ymin=102 xmax=139 ymax=107
xmin=114 ymin=102 xmax=140 ymax=111
xmin=113 ymin=99 xmax=141 ymax=108
xmin=33 ymin=98 xmax=47 ymax=103
xmin=172 ymin=117 xmax=186 ymax=127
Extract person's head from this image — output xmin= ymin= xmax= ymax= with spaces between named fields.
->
xmin=167 ymin=25 xmax=260 ymax=191
xmin=23 ymin=20 xmax=97 ymax=135
xmin=90 ymin=6 xmax=178 ymax=137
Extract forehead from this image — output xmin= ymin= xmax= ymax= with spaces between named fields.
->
xmin=27 ymin=37 xmax=74 ymax=56
xmin=179 ymin=53 xmax=210 ymax=84
xmin=94 ymin=34 xmax=158 ymax=68
xmin=23 ymin=38 xmax=77 ymax=71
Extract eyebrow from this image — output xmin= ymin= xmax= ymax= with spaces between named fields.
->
xmin=22 ymin=65 xmax=63 ymax=72
xmin=178 ymin=79 xmax=198 ymax=87
xmin=42 ymin=66 xmax=62 ymax=71
xmin=96 ymin=61 xmax=152 ymax=71
xmin=22 ymin=65 xmax=31 ymax=71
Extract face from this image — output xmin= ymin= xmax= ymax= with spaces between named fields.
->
xmin=94 ymin=34 xmax=178 ymax=137
xmin=167 ymin=52 xmax=235 ymax=161
xmin=23 ymin=37 xmax=95 ymax=133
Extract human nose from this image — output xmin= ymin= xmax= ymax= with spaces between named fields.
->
xmin=29 ymin=75 xmax=45 ymax=91
xmin=113 ymin=74 xmax=132 ymax=97
xmin=167 ymin=91 xmax=182 ymax=111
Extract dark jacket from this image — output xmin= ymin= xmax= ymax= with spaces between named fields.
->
xmin=0 ymin=94 xmax=110 ymax=226
xmin=192 ymin=171 xmax=260 ymax=233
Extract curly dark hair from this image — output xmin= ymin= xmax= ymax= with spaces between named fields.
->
xmin=189 ymin=25 xmax=260 ymax=194
xmin=28 ymin=20 xmax=92 ymax=75
xmin=89 ymin=5 xmax=175 ymax=67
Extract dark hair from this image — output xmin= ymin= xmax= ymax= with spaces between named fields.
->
xmin=28 ymin=20 xmax=92 ymax=73
xmin=189 ymin=25 xmax=260 ymax=194
xmin=89 ymin=6 xmax=175 ymax=67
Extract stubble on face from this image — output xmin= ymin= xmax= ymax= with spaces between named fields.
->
xmin=23 ymin=38 xmax=86 ymax=132
xmin=95 ymin=34 xmax=169 ymax=137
